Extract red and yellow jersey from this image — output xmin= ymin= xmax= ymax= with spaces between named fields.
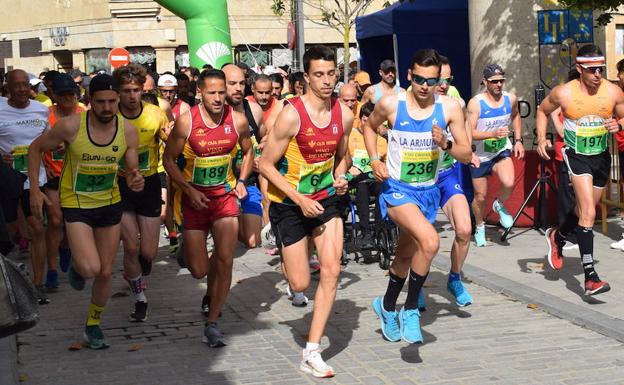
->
xmin=268 ymin=96 xmax=343 ymax=204
xmin=182 ymin=104 xmax=239 ymax=197
xmin=43 ymin=104 xmax=84 ymax=177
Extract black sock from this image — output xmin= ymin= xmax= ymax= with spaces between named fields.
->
xmin=404 ymin=270 xmax=428 ymax=310
xmin=576 ymin=226 xmax=597 ymax=280
xmin=383 ymin=271 xmax=407 ymax=312
xmin=559 ymin=211 xmax=579 ymax=238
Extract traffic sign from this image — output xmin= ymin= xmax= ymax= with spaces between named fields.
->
xmin=108 ymin=47 xmax=130 ymax=68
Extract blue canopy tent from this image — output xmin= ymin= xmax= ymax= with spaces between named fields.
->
xmin=356 ymin=0 xmax=470 ymax=100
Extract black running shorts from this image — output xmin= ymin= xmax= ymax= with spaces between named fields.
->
xmin=562 ymin=148 xmax=611 ymax=189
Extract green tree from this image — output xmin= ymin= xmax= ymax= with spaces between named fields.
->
xmin=558 ymin=0 xmax=624 ymax=25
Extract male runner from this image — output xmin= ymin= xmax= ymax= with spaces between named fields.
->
xmin=363 ymin=49 xmax=471 ymax=344
xmin=28 ymin=74 xmax=144 ymax=348
xmin=537 ymin=44 xmax=623 ymax=295
xmin=0 ymin=70 xmax=50 ymax=303
xmin=113 ymin=64 xmax=170 ymax=322
xmin=42 ymin=73 xmax=84 ymax=290
xmin=158 ymin=73 xmax=190 ymax=119
xmin=466 ymin=64 xmax=524 ymax=246
xmin=269 ymin=73 xmax=284 ymax=100
xmin=259 ymin=45 xmax=353 ymax=377
xmin=431 ymin=57 xmax=474 ymax=307
xmin=164 ymin=69 xmax=253 ymax=347
xmin=361 ymin=59 xmax=404 ymax=105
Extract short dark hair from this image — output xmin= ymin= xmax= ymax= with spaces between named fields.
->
xmin=197 ymin=69 xmax=226 ymax=87
xmin=289 ymin=71 xmax=305 ymax=93
xmin=202 ymin=64 xmax=213 ymax=70
xmin=567 ymin=69 xmax=581 ymax=82
xmin=188 ymin=66 xmax=200 ymax=78
xmin=439 ymin=55 xmax=450 ymax=66
xmin=577 ymin=44 xmax=603 ymax=58
xmin=409 ymin=49 xmax=442 ymax=72
xmin=303 ymin=45 xmax=336 ymax=74
xmin=175 ymin=72 xmax=190 ymax=82
xmin=112 ymin=63 xmax=147 ymax=86
xmin=617 ymin=58 xmax=624 ymax=74
xmin=269 ymin=73 xmax=283 ymax=87
xmin=359 ymin=102 xmax=375 ymax=119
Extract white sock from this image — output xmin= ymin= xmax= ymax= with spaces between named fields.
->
xmin=476 ymin=222 xmax=485 ymax=229
xmin=129 ymin=275 xmax=147 ymax=303
xmin=305 ymin=342 xmax=319 ymax=353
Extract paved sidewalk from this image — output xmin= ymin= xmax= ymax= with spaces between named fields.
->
xmin=12 ymin=232 xmax=624 ymax=385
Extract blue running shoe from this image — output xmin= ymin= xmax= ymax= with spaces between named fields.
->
xmin=84 ymin=325 xmax=109 ymax=350
xmin=447 ymin=279 xmax=473 ymax=307
xmin=418 ymin=290 xmax=426 ymax=311
xmin=68 ymin=264 xmax=85 ymax=291
xmin=399 ymin=307 xmax=423 ymax=344
xmin=493 ymin=199 xmax=513 ymax=229
xmin=371 ymin=296 xmax=401 ymax=342
xmin=59 ymin=247 xmax=71 ymax=272
xmin=474 ymin=225 xmax=486 ymax=247
xmin=45 ymin=270 xmax=59 ymax=291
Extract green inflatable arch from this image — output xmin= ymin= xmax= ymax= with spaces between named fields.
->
xmin=155 ymin=0 xmax=233 ymax=69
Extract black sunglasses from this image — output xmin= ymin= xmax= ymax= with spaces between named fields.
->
xmin=411 ymin=73 xmax=439 ymax=87
xmin=487 ymin=79 xmax=505 ymax=84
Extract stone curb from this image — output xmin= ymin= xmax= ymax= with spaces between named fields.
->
xmin=0 ymin=334 xmax=18 ymax=385
xmin=432 ymin=255 xmax=624 ymax=343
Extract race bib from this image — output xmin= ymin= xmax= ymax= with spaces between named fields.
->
xmin=400 ymin=149 xmax=438 ymax=184
xmin=137 ymin=145 xmax=150 ymax=172
xmin=192 ymin=154 xmax=230 ymax=187
xmin=484 ymin=137 xmax=506 ymax=153
xmin=252 ymin=137 xmax=262 ymax=157
xmin=74 ymin=163 xmax=117 ymax=194
xmin=353 ymin=149 xmax=372 ymax=173
xmin=440 ymin=151 xmax=455 ymax=170
xmin=575 ymin=115 xmax=607 ymax=155
xmin=12 ymin=145 xmax=29 ymax=173
xmin=297 ymin=158 xmax=335 ymax=195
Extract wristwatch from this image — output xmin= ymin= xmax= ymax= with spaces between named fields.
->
xmin=442 ymin=140 xmax=453 ymax=151
xmin=514 ymin=137 xmax=524 ymax=144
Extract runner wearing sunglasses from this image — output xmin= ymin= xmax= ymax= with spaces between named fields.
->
xmin=466 ymin=64 xmax=524 ymax=247
xmin=536 ymin=44 xmax=623 ymax=295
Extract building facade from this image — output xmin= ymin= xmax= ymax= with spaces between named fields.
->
xmin=0 ymin=0 xmax=382 ymax=75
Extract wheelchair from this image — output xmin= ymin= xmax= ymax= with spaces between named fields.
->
xmin=341 ymin=172 xmax=399 ymax=270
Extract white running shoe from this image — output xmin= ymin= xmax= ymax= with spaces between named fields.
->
xmin=261 ymin=223 xmax=276 ymax=249
xmin=300 ymin=349 xmax=335 ymax=378
xmin=610 ymin=236 xmax=624 ymax=250
xmin=562 ymin=240 xmax=579 ymax=251
xmin=292 ymin=292 xmax=309 ymax=307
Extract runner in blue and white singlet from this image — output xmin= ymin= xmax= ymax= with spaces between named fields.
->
xmin=363 ymin=49 xmax=471 ymax=347
xmin=467 ymin=64 xmax=524 ymax=247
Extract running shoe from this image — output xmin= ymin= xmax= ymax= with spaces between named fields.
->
xmin=562 ymin=240 xmax=579 ymax=251
xmin=610 ymin=235 xmax=624 ymax=250
xmin=201 ymin=294 xmax=210 ymax=315
xmin=292 ymin=292 xmax=309 ymax=307
xmin=35 ymin=284 xmax=50 ymax=305
xmin=585 ymin=276 xmax=611 ymax=296
xmin=398 ymin=307 xmax=423 ymax=344
xmin=129 ymin=301 xmax=148 ymax=322
xmin=300 ymin=349 xmax=335 ymax=378
xmin=68 ymin=264 xmax=85 ymax=291
xmin=309 ymin=254 xmax=320 ymax=275
xmin=45 ymin=270 xmax=59 ymax=291
xmin=84 ymin=325 xmax=109 ymax=349
xmin=202 ymin=322 xmax=226 ymax=348
xmin=58 ymin=247 xmax=71 ymax=272
xmin=545 ymin=227 xmax=564 ymax=270
xmin=474 ymin=225 xmax=486 ymax=247
xmin=447 ymin=279 xmax=473 ymax=307
xmin=371 ymin=296 xmax=401 ymax=342
xmin=493 ymin=199 xmax=513 ymax=229
xmin=138 ymin=255 xmax=153 ymax=276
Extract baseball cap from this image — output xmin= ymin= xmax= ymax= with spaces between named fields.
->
xmin=380 ymin=59 xmax=396 ymax=72
xmin=354 ymin=71 xmax=371 ymax=86
xmin=157 ymin=74 xmax=177 ymax=87
xmin=52 ymin=73 xmax=79 ymax=94
xmin=483 ymin=64 xmax=505 ymax=80
xmin=43 ymin=70 xmax=61 ymax=83
xmin=89 ymin=74 xmax=119 ymax=97
xmin=29 ymin=77 xmax=42 ymax=87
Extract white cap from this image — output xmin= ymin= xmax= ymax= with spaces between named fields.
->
xmin=29 ymin=78 xmax=42 ymax=86
xmin=157 ymin=74 xmax=177 ymax=87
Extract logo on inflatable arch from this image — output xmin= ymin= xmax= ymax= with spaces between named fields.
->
xmin=196 ymin=41 xmax=231 ymax=68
